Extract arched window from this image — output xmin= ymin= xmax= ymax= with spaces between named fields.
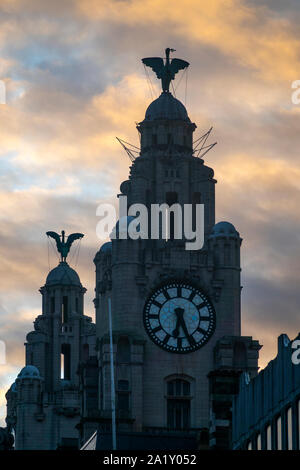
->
xmin=166 ymin=191 xmax=178 ymax=205
xmin=116 ymin=337 xmax=130 ymax=363
xmin=61 ymin=343 xmax=71 ymax=380
xmin=287 ymin=407 xmax=293 ymax=450
xmin=166 ymin=378 xmax=191 ymax=430
xmin=276 ymin=415 xmax=282 ymax=450
xmin=266 ymin=424 xmax=272 ymax=450
xmin=62 ymin=296 xmax=68 ymax=323
xmin=256 ymin=433 xmax=261 ymax=450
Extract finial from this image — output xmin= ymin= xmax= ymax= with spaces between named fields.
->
xmin=46 ymin=230 xmax=84 ymax=262
xmin=142 ymin=48 xmax=189 ymax=93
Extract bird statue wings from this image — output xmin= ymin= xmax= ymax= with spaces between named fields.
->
xmin=46 ymin=230 xmax=84 ymax=262
xmin=142 ymin=48 xmax=189 ymax=93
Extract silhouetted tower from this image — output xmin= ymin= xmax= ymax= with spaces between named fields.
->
xmin=91 ymin=50 xmax=261 ymax=449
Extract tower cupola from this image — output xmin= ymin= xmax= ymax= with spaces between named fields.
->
xmin=137 ymin=92 xmax=196 ymax=153
xmin=46 ymin=261 xmax=82 ymax=287
xmin=144 ymin=92 xmax=190 ymax=122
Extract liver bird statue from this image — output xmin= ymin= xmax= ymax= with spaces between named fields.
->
xmin=46 ymin=230 xmax=84 ymax=262
xmin=142 ymin=48 xmax=189 ymax=93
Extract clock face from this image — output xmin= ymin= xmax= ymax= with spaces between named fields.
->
xmin=143 ymin=281 xmax=216 ymax=354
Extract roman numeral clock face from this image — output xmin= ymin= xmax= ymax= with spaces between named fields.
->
xmin=143 ymin=281 xmax=216 ymax=353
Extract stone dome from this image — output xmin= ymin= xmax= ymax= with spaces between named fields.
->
xmin=209 ymin=221 xmax=239 ymax=238
xmin=99 ymin=241 xmax=112 ymax=254
xmin=17 ymin=365 xmax=42 ymax=380
xmin=94 ymin=241 xmax=112 ymax=263
xmin=9 ymin=382 xmax=17 ymax=393
xmin=144 ymin=92 xmax=190 ymax=122
xmin=46 ymin=262 xmax=81 ymax=287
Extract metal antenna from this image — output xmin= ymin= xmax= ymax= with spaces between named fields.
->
xmin=116 ymin=137 xmax=140 ymax=162
xmin=193 ymin=127 xmax=217 ymax=159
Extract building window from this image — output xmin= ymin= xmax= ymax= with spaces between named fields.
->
xmin=287 ymin=407 xmax=293 ymax=450
xmin=266 ymin=424 xmax=272 ymax=450
xmin=256 ymin=433 xmax=261 ymax=450
xmin=61 ymin=343 xmax=71 ymax=380
xmin=167 ymin=379 xmax=190 ymax=397
xmin=117 ymin=380 xmax=130 ymax=412
xmin=62 ymin=296 xmax=68 ymax=323
xmin=50 ymin=296 xmax=55 ymax=314
xmin=166 ymin=192 xmax=178 ymax=205
xmin=247 ymin=441 xmax=252 ymax=450
xmin=167 ymin=379 xmax=191 ymax=430
xmin=276 ymin=415 xmax=282 ymax=450
xmin=152 ymin=134 xmax=157 ymax=145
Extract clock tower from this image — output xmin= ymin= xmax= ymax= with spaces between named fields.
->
xmin=88 ymin=51 xmax=261 ymax=449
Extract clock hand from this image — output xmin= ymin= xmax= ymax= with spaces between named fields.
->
xmin=172 ymin=322 xmax=180 ymax=338
xmin=177 ymin=313 xmax=195 ymax=346
xmin=172 ymin=307 xmax=184 ymax=338
xmin=179 ymin=316 xmax=190 ymax=339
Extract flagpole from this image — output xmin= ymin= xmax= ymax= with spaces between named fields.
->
xmin=108 ymin=297 xmax=117 ymax=450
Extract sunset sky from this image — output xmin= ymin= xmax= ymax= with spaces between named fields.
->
xmin=1 ymin=0 xmax=300 ymax=425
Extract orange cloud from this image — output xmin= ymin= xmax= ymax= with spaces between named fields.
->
xmin=78 ymin=0 xmax=300 ymax=82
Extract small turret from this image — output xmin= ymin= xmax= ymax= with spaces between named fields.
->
xmin=208 ymin=221 xmax=242 ymax=268
xmin=16 ymin=365 xmax=43 ymax=403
